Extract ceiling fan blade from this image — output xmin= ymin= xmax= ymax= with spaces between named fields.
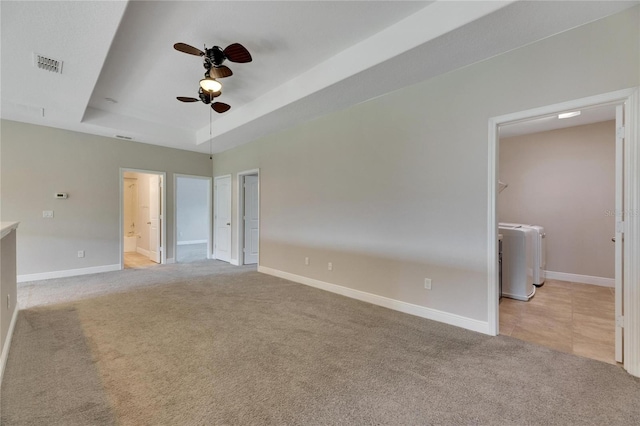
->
xmin=212 ymin=102 xmax=231 ymax=113
xmin=209 ymin=65 xmax=233 ymax=79
xmin=174 ymin=42 xmax=204 ymax=56
xmin=223 ymin=43 xmax=252 ymax=63
xmin=177 ymin=97 xmax=200 ymax=103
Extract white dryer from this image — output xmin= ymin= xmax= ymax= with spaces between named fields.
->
xmin=500 ymin=222 xmax=546 ymax=286
xmin=499 ymin=225 xmax=536 ymax=301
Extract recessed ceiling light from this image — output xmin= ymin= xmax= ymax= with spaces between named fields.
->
xmin=105 ymin=97 xmax=118 ymax=103
xmin=558 ymin=111 xmax=581 ymax=119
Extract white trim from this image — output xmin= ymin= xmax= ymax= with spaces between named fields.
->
xmin=0 ymin=306 xmax=19 ymax=389
xmin=488 ymin=87 xmax=640 ymax=378
xmin=177 ymin=240 xmax=208 ymax=246
xmin=174 ymin=173 xmax=213 ymax=262
xmin=120 ymin=168 xmax=167 ymax=269
xmin=487 ymin=116 xmax=499 ymax=336
xmin=258 ymin=266 xmax=491 ymax=335
xmin=624 ymin=89 xmax=640 ymax=377
xmin=230 ymin=258 xmax=241 ymax=266
xmin=166 ymin=257 xmax=176 ymax=264
xmin=545 ymin=270 xmax=614 ymax=288
xmin=236 ymin=169 xmax=260 ymax=266
xmin=17 ymin=264 xmax=120 ymax=283
xmin=136 ymin=247 xmax=151 ymax=257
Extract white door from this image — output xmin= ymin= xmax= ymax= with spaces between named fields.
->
xmin=149 ymin=174 xmax=162 ymax=263
xmin=243 ymin=175 xmax=259 ymax=265
xmin=614 ymin=104 xmax=624 ymax=363
xmin=214 ymin=175 xmax=232 ymax=262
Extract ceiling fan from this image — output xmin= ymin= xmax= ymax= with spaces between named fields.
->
xmin=174 ymin=42 xmax=252 ymax=113
xmin=176 ymin=88 xmax=230 ymax=113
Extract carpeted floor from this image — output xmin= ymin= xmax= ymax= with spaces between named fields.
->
xmin=3 ymin=260 xmax=640 ymax=425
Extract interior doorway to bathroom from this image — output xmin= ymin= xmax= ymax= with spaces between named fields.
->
xmin=175 ymin=174 xmax=212 ymax=263
xmin=121 ymin=169 xmax=166 ymax=269
xmin=488 ymin=89 xmax=638 ymax=372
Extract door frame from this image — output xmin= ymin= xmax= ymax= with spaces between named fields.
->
xmin=119 ymin=168 xmax=167 ymax=269
xmin=174 ymin=173 xmax=213 ymax=261
xmin=213 ymin=174 xmax=232 ymax=262
xmin=236 ymin=169 xmax=260 ymax=265
xmin=487 ymin=87 xmax=640 ymax=377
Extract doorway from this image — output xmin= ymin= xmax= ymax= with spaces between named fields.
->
xmin=488 ymin=88 xmax=639 ymax=376
xmin=497 ymin=106 xmax=616 ymax=363
xmin=120 ymin=169 xmax=166 ymax=269
xmin=237 ymin=170 xmax=260 ymax=265
xmin=175 ymin=174 xmax=212 ymax=263
xmin=214 ymin=175 xmax=232 ymax=263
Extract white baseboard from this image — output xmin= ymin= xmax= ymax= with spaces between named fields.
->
xmin=177 ymin=240 xmax=207 ymax=246
xmin=258 ymin=266 xmax=491 ymax=335
xmin=136 ymin=247 xmax=151 ymax=257
xmin=545 ymin=270 xmax=614 ymax=288
xmin=0 ymin=306 xmax=19 ymax=389
xmin=166 ymin=257 xmax=175 ymax=264
xmin=17 ymin=264 xmax=121 ymax=283
xmin=230 ymin=258 xmax=241 ymax=266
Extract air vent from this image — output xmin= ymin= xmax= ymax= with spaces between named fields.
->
xmin=115 ymin=135 xmax=133 ymax=140
xmin=33 ymin=53 xmax=63 ymax=73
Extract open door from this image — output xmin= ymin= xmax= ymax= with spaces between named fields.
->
xmin=214 ymin=175 xmax=232 ymax=262
xmin=149 ymin=174 xmax=162 ymax=263
xmin=614 ymin=104 xmax=624 ymax=363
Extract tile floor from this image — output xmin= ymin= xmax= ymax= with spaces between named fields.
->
xmin=499 ymin=279 xmax=616 ymax=364
xmin=124 ymin=252 xmax=158 ymax=269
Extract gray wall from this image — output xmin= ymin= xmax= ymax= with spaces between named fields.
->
xmin=499 ymin=121 xmax=616 ymax=279
xmin=176 ymin=177 xmax=209 ymax=243
xmin=0 ymin=120 xmax=211 ymax=275
xmin=212 ymin=7 xmax=639 ymax=322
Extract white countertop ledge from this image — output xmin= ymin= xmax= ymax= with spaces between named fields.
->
xmin=1 ymin=222 xmax=20 ymax=239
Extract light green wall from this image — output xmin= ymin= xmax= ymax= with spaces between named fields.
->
xmin=0 ymin=120 xmax=211 ymax=276
xmin=213 ymin=7 xmax=640 ymax=322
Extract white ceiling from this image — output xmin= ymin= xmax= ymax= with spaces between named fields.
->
xmin=1 ymin=1 xmax=637 ymax=154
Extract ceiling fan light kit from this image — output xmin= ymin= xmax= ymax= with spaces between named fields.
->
xmin=174 ymin=41 xmax=252 ymax=114
xmin=199 ymin=77 xmax=222 ymax=93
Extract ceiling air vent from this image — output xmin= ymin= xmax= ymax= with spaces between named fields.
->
xmin=33 ymin=53 xmax=63 ymax=74
xmin=115 ymin=135 xmax=133 ymax=140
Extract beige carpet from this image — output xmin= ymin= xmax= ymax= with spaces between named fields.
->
xmin=2 ymin=260 xmax=640 ymax=425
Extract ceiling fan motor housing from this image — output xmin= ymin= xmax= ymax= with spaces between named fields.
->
xmin=206 ymin=46 xmax=226 ymax=67
xmin=198 ymin=88 xmax=212 ymax=104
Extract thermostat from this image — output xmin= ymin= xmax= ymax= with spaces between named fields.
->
xmin=55 ymin=193 xmax=68 ymax=199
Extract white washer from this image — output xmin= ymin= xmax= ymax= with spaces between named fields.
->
xmin=500 ymin=222 xmax=546 ymax=286
xmin=499 ymin=225 xmax=536 ymax=301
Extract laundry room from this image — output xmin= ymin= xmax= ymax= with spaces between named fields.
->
xmin=497 ymin=107 xmax=617 ymax=364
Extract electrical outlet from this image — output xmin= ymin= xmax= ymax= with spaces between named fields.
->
xmin=78 ymin=250 xmax=85 ymax=258
xmin=328 ymin=262 xmax=333 ymax=271
xmin=424 ymin=278 xmax=432 ymax=290
xmin=42 ymin=210 xmax=54 ymax=218
xmin=305 ymin=257 xmax=309 ymax=265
